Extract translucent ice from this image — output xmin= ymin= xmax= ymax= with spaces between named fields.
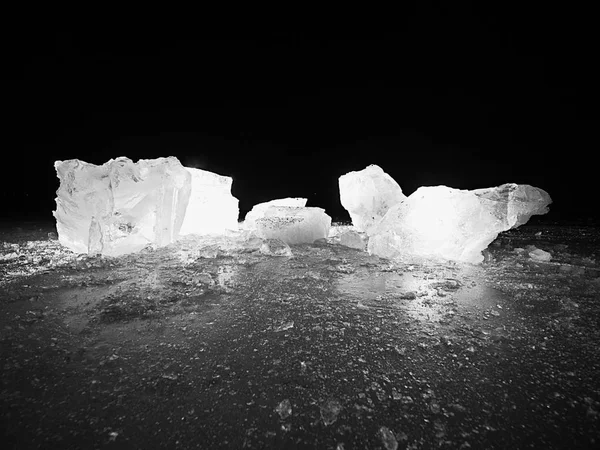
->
xmin=368 ymin=183 xmax=552 ymax=264
xmin=54 ymin=157 xmax=191 ymax=256
xmin=179 ymin=167 xmax=239 ymax=236
xmin=255 ymin=206 xmax=331 ymax=245
xmin=338 ymin=230 xmax=367 ymax=250
xmin=339 ymin=165 xmax=406 ymax=234
xmin=259 ymin=238 xmax=293 ymax=257
xmin=243 ymin=197 xmax=307 ymax=230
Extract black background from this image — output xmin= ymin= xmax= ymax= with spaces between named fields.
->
xmin=4 ymin=8 xmax=597 ymax=224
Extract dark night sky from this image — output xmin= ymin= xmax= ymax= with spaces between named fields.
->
xmin=4 ymin=10 xmax=598 ymax=224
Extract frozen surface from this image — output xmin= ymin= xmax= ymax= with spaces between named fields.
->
xmin=54 ymin=157 xmax=191 ymax=257
xmin=255 ymin=206 xmax=331 ymax=245
xmin=368 ymin=183 xmax=552 ymax=264
xmin=339 ymin=165 xmax=406 ymax=234
xmin=179 ymin=167 xmax=239 ymax=236
xmin=243 ymin=198 xmax=307 ymax=230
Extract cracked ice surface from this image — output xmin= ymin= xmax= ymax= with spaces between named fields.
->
xmin=53 ymin=157 xmax=192 ymax=256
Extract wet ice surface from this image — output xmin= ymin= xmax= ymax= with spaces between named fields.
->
xmin=0 ymin=221 xmax=600 ymax=449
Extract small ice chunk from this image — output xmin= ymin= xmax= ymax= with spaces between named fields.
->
xmin=339 ymin=165 xmax=406 ymax=234
xmin=529 ymin=248 xmax=552 ymax=261
xmin=259 ymin=238 xmax=293 ymax=257
xmin=338 ymin=230 xmax=367 ymax=250
xmin=255 ymin=206 xmax=331 ymax=245
xmin=243 ymin=197 xmax=307 ymax=230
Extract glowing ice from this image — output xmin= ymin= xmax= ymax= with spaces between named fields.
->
xmin=367 ymin=183 xmax=552 ymax=264
xmin=54 ymin=157 xmax=191 ymax=256
xmin=243 ymin=197 xmax=307 ymax=230
xmin=339 ymin=164 xmax=406 ymax=234
xmin=255 ymin=206 xmax=331 ymax=245
xmin=179 ymin=167 xmax=239 ymax=236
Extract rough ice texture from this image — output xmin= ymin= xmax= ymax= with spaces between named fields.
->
xmin=243 ymin=197 xmax=307 ymax=230
xmin=339 ymin=230 xmax=367 ymax=250
xmin=339 ymin=164 xmax=406 ymax=235
xmin=367 ymin=183 xmax=552 ymax=264
xmin=179 ymin=167 xmax=239 ymax=236
xmin=255 ymin=206 xmax=332 ymax=245
xmin=259 ymin=238 xmax=293 ymax=257
xmin=54 ymin=156 xmax=191 ymax=257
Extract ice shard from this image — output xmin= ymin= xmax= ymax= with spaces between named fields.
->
xmin=53 ymin=156 xmax=191 ymax=256
xmin=367 ymin=183 xmax=552 ymax=264
xmin=255 ymin=206 xmax=331 ymax=245
xmin=179 ymin=167 xmax=239 ymax=236
xmin=339 ymin=164 xmax=406 ymax=234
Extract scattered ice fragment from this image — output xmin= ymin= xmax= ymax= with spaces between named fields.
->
xmin=259 ymin=239 xmax=293 ymax=257
xmin=320 ymin=398 xmax=343 ymax=426
xmin=194 ymin=244 xmax=220 ymax=259
xmin=275 ymin=399 xmax=292 ymax=420
xmin=529 ymin=248 xmax=552 ymax=261
xmin=108 ymin=431 xmax=119 ymax=442
xmin=274 ymin=321 xmax=294 ymax=332
xmin=378 ymin=426 xmax=398 ymax=450
xmin=338 ymin=230 xmax=367 ymax=250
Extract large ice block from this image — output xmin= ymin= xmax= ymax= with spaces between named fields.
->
xmin=255 ymin=206 xmax=331 ymax=245
xmin=367 ymin=183 xmax=552 ymax=264
xmin=179 ymin=167 xmax=239 ymax=236
xmin=53 ymin=156 xmax=191 ymax=256
xmin=339 ymin=164 xmax=406 ymax=234
xmin=243 ymin=197 xmax=307 ymax=230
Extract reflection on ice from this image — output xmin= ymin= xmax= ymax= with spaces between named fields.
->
xmin=335 ymin=264 xmax=506 ymax=324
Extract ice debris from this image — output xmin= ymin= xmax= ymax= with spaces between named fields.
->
xmin=529 ymin=248 xmax=552 ymax=261
xmin=378 ymin=426 xmax=399 ymax=450
xmin=338 ymin=230 xmax=367 ymax=250
xmin=320 ymin=398 xmax=343 ymax=426
xmin=259 ymin=239 xmax=293 ymax=257
xmin=275 ymin=399 xmax=292 ymax=420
